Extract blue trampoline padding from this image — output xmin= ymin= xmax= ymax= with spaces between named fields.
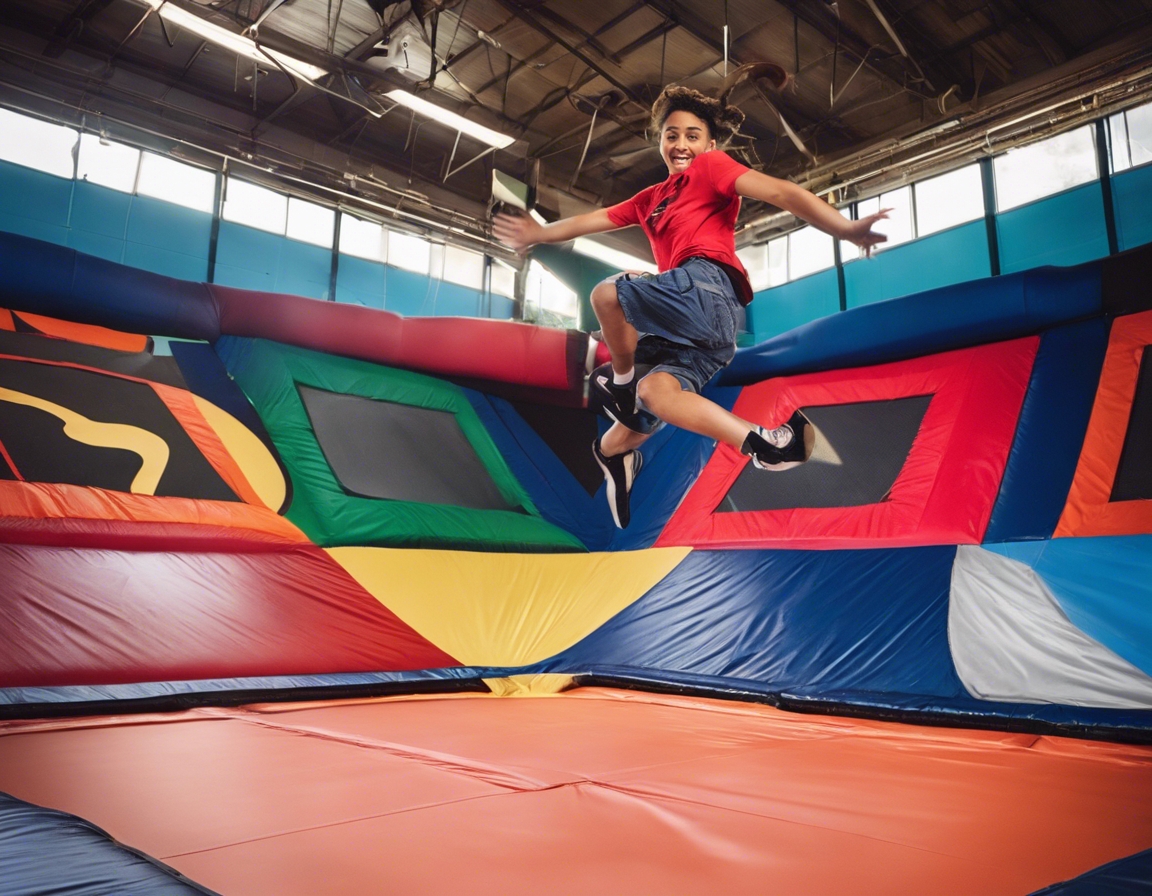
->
xmin=464 ymin=390 xmax=610 ymax=551
xmin=0 ymin=230 xmax=219 ymax=340
xmin=533 ymin=545 xmax=969 ymax=698
xmin=171 ymin=341 xmax=272 ymax=439
xmin=984 ymin=317 xmax=1112 ymax=541
xmin=465 ymin=385 xmax=741 ymax=552
xmin=1029 ymin=848 xmax=1152 ymax=895
xmin=988 ymin=537 xmax=1152 ymax=678
xmin=719 ymin=260 xmax=1102 ymax=385
xmin=0 ymin=667 xmax=489 ymax=707
xmin=0 ymin=792 xmax=216 ymax=895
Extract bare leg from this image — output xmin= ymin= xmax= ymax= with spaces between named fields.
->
xmin=600 ymin=421 xmax=652 ymax=457
xmin=637 ymin=372 xmax=754 ymax=449
xmin=590 ymin=278 xmax=638 ymax=376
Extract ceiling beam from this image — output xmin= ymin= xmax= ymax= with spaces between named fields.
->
xmin=489 ymin=0 xmax=647 ymax=107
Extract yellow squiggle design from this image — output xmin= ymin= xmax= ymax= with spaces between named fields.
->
xmin=0 ymin=386 xmax=170 ymax=494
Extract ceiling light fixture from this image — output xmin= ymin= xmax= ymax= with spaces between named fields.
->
xmin=142 ymin=0 xmax=327 ymax=82
xmin=385 ymin=90 xmax=515 ymax=149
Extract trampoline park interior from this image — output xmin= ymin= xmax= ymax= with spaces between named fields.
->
xmin=3 ymin=2 xmax=1152 ymax=895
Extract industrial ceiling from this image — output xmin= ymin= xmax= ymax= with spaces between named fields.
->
xmin=1 ymin=0 xmax=1151 ymax=258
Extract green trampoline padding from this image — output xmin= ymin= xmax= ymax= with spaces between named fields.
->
xmin=218 ymin=337 xmax=584 ymax=552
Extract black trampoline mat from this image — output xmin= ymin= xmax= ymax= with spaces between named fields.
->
xmin=0 ymin=358 xmax=239 ymax=501
xmin=1112 ymin=346 xmax=1152 ymax=502
xmin=298 ymin=384 xmax=520 ymax=512
xmin=510 ymin=398 xmax=603 ymax=497
xmin=718 ymin=394 xmax=933 ymax=513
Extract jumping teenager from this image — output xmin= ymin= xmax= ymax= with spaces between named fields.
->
xmin=495 ymin=83 xmax=890 ymax=528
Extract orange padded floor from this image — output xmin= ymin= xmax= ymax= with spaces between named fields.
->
xmin=1 ymin=688 xmax=1151 ymax=895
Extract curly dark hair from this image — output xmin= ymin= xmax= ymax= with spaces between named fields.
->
xmin=650 ymin=86 xmax=745 ymax=147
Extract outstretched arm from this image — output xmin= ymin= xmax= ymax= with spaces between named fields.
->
xmin=734 ymin=170 xmax=889 ymax=255
xmin=493 ymin=208 xmax=620 ymax=254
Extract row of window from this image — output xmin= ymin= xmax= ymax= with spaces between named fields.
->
xmin=737 ymin=100 xmax=1152 ymax=290
xmin=0 ymin=108 xmax=567 ymax=308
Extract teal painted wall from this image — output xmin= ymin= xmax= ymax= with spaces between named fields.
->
xmin=996 ymin=182 xmax=1110 ymax=274
xmin=1114 ymin=163 xmax=1152 ymax=252
xmin=747 ymin=268 xmax=840 ymax=344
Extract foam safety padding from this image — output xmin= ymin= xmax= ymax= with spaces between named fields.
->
xmin=660 ymin=338 xmax=1037 ymax=550
xmin=1057 ymin=309 xmax=1152 ymax=537
xmin=949 ymin=545 xmax=1152 ymax=708
xmin=10 ymin=309 xmax=151 ymax=353
xmin=985 ymin=537 xmax=1152 ymax=679
xmin=0 ymin=231 xmax=219 ymax=340
xmin=984 ymin=317 xmax=1111 ymax=541
xmin=0 ymin=543 xmax=459 ymax=692
xmin=0 ymin=791 xmax=216 ymax=895
xmin=218 ymin=337 xmax=583 ymax=552
xmin=0 ymin=356 xmax=238 ymax=500
xmin=719 ymin=395 xmax=932 ymax=512
xmin=3 ymin=691 xmax=1150 ymax=895
xmin=0 ymin=326 xmax=185 ymax=386
xmin=1030 ymin=848 xmax=1152 ymax=895
xmin=720 ymin=259 xmax=1100 ymax=385
xmin=211 ymin=282 xmax=585 ymax=392
xmin=328 ymin=546 xmax=691 ymax=666
xmin=534 ymin=546 xmax=967 ymax=701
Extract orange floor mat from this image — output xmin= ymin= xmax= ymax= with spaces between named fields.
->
xmin=1 ymin=688 xmax=1150 ymax=895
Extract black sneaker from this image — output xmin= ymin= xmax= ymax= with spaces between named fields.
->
xmin=591 ymin=367 xmax=644 ymax=431
xmin=593 ymin=438 xmax=643 ymax=528
xmin=741 ymin=409 xmax=816 ymax=471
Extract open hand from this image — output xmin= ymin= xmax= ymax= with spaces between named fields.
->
xmin=493 ymin=210 xmax=543 ymax=254
xmin=844 ymin=208 xmax=892 ymax=257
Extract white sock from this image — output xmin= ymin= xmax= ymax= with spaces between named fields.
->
xmin=612 ymin=368 xmax=635 ymax=386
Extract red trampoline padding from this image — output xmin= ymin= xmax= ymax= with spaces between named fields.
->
xmin=0 ymin=544 xmax=458 ymax=688
xmin=659 ymin=338 xmax=1037 ymax=549
xmin=211 ymin=284 xmax=583 ymax=392
xmin=0 ymin=689 xmax=1149 ymax=896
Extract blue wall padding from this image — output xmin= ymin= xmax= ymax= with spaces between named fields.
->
xmin=1114 ymin=163 xmax=1152 ymax=252
xmin=465 ymin=386 xmax=740 ymax=551
xmin=0 ymin=230 xmax=219 ymax=340
xmin=748 ymin=268 xmax=840 ymax=344
xmin=988 ymin=537 xmax=1152 ymax=679
xmin=719 ymin=259 xmax=1102 ymax=385
xmin=171 ymin=341 xmax=271 ymax=440
xmin=535 ymin=546 xmax=968 ymax=699
xmin=844 ymin=220 xmax=992 ymax=309
xmin=1029 ymin=848 xmax=1152 ymax=895
xmin=998 ymin=182 xmax=1111 ymax=274
xmin=984 ymin=316 xmax=1112 ymax=541
xmin=0 ymin=792 xmax=215 ymax=895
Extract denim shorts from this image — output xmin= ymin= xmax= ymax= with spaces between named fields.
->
xmin=614 ymin=256 xmax=744 ymax=395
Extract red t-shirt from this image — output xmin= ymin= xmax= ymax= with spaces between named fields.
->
xmin=605 ymin=150 xmax=753 ymax=304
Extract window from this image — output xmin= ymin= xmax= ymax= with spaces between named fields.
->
xmin=137 ymin=152 xmax=216 ymax=212
xmin=223 ymin=178 xmax=288 ymax=233
xmin=736 ymin=244 xmax=769 ymax=292
xmin=766 ymin=237 xmax=788 ymax=287
xmin=789 ymin=226 xmax=835 ymax=279
xmin=442 ymin=244 xmax=485 ymax=289
xmin=77 ymin=134 xmax=140 ymax=193
xmin=914 ymin=164 xmax=984 ymax=236
xmin=388 ymin=230 xmax=431 ymax=275
xmin=993 ymin=126 xmax=1098 ymax=212
xmin=0 ymin=109 xmax=77 ymax=178
xmin=1128 ymin=102 xmax=1152 ymax=168
xmin=339 ymin=212 xmax=386 ymax=261
xmin=1113 ymin=101 xmax=1152 ymax=172
xmin=860 ymin=186 xmax=914 ymax=251
xmin=286 ymin=196 xmax=335 ymax=247
xmin=526 ymin=260 xmax=577 ymax=325
xmin=490 ymin=260 xmax=516 ymax=298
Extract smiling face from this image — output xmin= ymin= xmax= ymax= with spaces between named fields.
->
xmin=660 ymin=109 xmax=716 ymax=176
